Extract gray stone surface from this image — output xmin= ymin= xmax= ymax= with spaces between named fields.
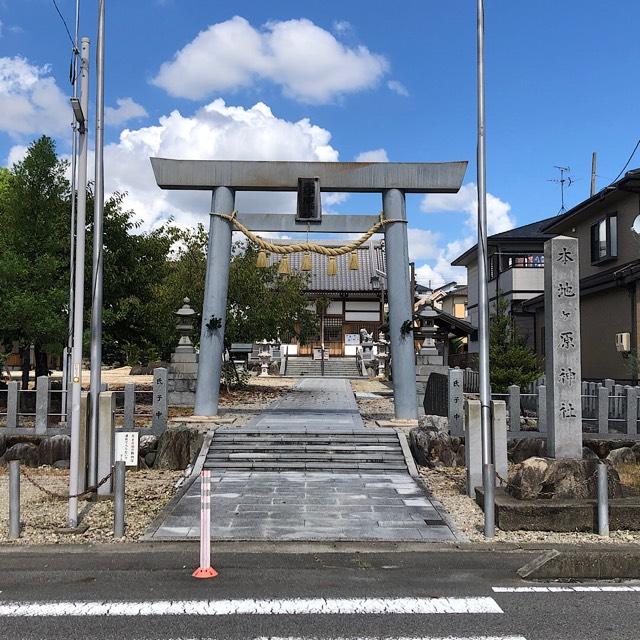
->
xmin=544 ymin=235 xmax=583 ymax=458
xmin=148 ymin=378 xmax=455 ymax=542
xmin=152 ymin=368 xmax=168 ymax=434
xmin=465 ymin=398 xmax=482 ymax=497
xmin=448 ymin=369 xmax=464 ymax=436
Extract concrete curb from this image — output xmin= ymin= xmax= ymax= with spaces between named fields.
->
xmin=518 ymin=548 xmax=640 ymax=580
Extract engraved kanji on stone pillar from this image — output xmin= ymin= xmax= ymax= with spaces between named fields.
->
xmin=544 ymin=235 xmax=583 ymax=458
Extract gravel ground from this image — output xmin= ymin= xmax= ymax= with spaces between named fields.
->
xmin=354 ymin=390 xmax=396 ymax=428
xmin=0 ymin=467 xmax=182 ymax=545
xmin=420 ymin=465 xmax=640 ymax=545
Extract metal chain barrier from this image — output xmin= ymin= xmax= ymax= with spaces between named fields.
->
xmin=20 ymin=465 xmax=113 ymax=501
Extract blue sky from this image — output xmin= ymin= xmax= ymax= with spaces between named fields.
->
xmin=1 ymin=0 xmax=639 ymax=286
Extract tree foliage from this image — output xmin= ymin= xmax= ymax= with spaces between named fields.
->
xmin=0 ymin=137 xmax=70 ymax=382
xmin=489 ymin=295 xmax=541 ymax=392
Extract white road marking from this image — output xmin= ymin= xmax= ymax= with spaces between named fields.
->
xmin=156 ymin=637 xmax=527 ymax=640
xmin=493 ymin=585 xmax=640 ymax=593
xmin=0 ymin=597 xmax=503 ymax=617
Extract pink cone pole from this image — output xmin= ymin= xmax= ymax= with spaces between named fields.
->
xmin=193 ymin=469 xmax=218 ymax=579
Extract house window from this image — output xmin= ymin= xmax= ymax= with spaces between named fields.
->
xmin=590 ymin=213 xmax=618 ymax=264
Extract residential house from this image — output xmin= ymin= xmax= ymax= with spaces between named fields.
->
xmin=451 ymin=216 xmax=558 ymax=352
xmin=524 ymin=169 xmax=640 ymax=382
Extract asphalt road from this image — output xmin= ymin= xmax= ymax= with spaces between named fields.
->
xmin=0 ymin=545 xmax=637 ymax=640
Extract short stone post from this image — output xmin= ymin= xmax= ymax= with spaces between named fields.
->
xmin=537 ymin=385 xmax=547 ymax=433
xmin=124 ymin=383 xmax=135 ymax=430
xmin=97 ymin=392 xmax=116 ymax=496
xmin=77 ymin=392 xmax=89 ymax=493
xmin=9 ymin=460 xmax=20 ymax=539
xmin=113 ymin=461 xmax=126 ymax=538
xmin=597 ymin=385 xmax=609 ymax=435
xmin=626 ymin=386 xmax=638 ymax=436
xmin=448 ymin=369 xmax=464 ymax=436
xmin=508 ymin=385 xmax=520 ymax=431
xmin=464 ymin=398 xmax=482 ymax=498
xmin=7 ymin=381 xmax=19 ymax=430
xmin=152 ymin=368 xmax=168 ymax=434
xmin=544 ymin=236 xmax=583 ymax=458
xmin=35 ymin=375 xmax=50 ymax=435
xmin=491 ymin=400 xmax=508 ymax=481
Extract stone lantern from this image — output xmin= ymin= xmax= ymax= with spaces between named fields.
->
xmin=375 ymin=330 xmax=390 ymax=378
xmin=417 ymin=305 xmax=443 ymax=364
xmin=168 ymin=298 xmax=199 ymax=407
xmin=258 ymin=339 xmax=271 ymax=377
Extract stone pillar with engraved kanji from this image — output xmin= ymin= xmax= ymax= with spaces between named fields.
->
xmin=544 ymin=235 xmax=583 ymax=458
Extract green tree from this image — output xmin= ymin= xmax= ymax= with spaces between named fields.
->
xmin=84 ymin=190 xmax=180 ymax=365
xmin=0 ymin=137 xmax=70 ymax=386
xmin=489 ymin=295 xmax=541 ymax=392
xmin=154 ymin=237 xmax=317 ymax=358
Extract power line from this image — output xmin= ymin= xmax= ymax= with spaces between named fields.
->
xmin=51 ymin=0 xmax=76 ymax=48
xmin=610 ymin=138 xmax=640 ymax=185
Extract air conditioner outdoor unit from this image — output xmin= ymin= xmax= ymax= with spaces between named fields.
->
xmin=615 ymin=332 xmax=631 ymax=353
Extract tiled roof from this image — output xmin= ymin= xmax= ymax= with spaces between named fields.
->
xmin=266 ymin=240 xmax=386 ymax=293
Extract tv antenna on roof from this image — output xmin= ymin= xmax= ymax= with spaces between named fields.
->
xmin=548 ymin=165 xmax=575 ymax=214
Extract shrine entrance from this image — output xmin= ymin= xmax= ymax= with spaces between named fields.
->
xmin=151 ymin=159 xmax=467 ymax=420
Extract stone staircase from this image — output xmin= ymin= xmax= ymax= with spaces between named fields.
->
xmin=284 ymin=357 xmax=364 ymax=378
xmin=204 ymin=428 xmax=411 ymax=473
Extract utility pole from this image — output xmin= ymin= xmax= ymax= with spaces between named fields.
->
xmin=476 ymin=0 xmax=495 ymax=537
xmin=63 ymin=0 xmax=81 ymax=422
xmin=68 ymin=36 xmax=90 ymax=528
xmin=591 ymin=152 xmax=597 ymax=196
xmin=89 ymin=0 xmax=106 ymax=485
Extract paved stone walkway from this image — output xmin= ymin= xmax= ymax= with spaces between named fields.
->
xmin=147 ymin=378 xmax=457 ymax=542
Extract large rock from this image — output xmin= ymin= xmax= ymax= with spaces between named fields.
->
xmin=582 ymin=446 xmax=599 ymax=461
xmin=154 ymin=428 xmax=204 ymax=470
xmin=508 ymin=438 xmax=547 ymax=464
xmin=38 ymin=435 xmax=71 ymax=466
xmin=4 ymin=443 xmax=40 ymax=467
xmin=0 ymin=434 xmax=7 ymax=458
xmin=409 ymin=427 xmax=461 ymax=468
xmin=607 ymin=447 xmax=637 ymax=469
xmin=507 ymin=457 xmax=622 ymax=500
xmin=632 ymin=443 xmax=640 ymax=463
xmin=139 ymin=434 xmax=159 ymax=457
xmin=418 ymin=415 xmax=449 ymax=432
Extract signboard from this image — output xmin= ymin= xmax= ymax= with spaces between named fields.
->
xmin=115 ymin=431 xmax=139 ymax=467
xmin=344 ymin=334 xmax=361 ymax=345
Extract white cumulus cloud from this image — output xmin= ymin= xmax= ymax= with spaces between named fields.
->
xmin=0 ymin=56 xmax=70 ymax=137
xmin=152 ymin=16 xmax=389 ymax=104
xmin=355 ymin=148 xmax=389 ymax=162
xmin=105 ymin=97 xmax=148 ymax=126
xmin=407 ymin=227 xmax=442 ymax=262
xmin=387 ymin=79 xmax=409 ymax=97
xmin=420 ymin=182 xmax=516 ymax=236
xmin=102 ymin=99 xmax=340 ymax=229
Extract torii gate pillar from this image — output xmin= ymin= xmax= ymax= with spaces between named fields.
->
xmin=383 ymin=189 xmax=417 ymax=420
xmin=194 ymin=187 xmax=235 ymax=416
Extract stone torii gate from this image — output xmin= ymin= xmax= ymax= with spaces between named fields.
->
xmin=151 ymin=159 xmax=467 ymax=420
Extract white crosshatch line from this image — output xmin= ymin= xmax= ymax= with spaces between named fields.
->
xmin=0 ymin=597 xmax=503 ymax=617
xmin=493 ymin=586 xmax=640 ymax=593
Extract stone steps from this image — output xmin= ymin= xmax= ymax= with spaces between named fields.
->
xmin=284 ymin=357 xmax=363 ymax=378
xmin=204 ymin=429 xmax=409 ymax=473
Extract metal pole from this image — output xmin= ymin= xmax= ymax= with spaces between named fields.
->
xmin=89 ymin=0 xmax=106 ymax=484
xmin=113 ymin=461 xmax=125 ymax=538
xmin=590 ymin=152 xmax=597 ymax=196
xmin=477 ymin=0 xmax=495 ymax=537
xmin=9 ymin=460 xmax=20 ymax=539
xmin=597 ymin=461 xmax=609 ymax=536
xmin=194 ymin=187 xmax=235 ymax=416
xmin=63 ymin=0 xmax=82 ymax=422
xmin=67 ymin=37 xmax=91 ymax=529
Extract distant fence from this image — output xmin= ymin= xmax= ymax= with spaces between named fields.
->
xmin=0 ymin=368 xmax=168 ymax=436
xmin=437 ymin=369 xmax=640 ymax=441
